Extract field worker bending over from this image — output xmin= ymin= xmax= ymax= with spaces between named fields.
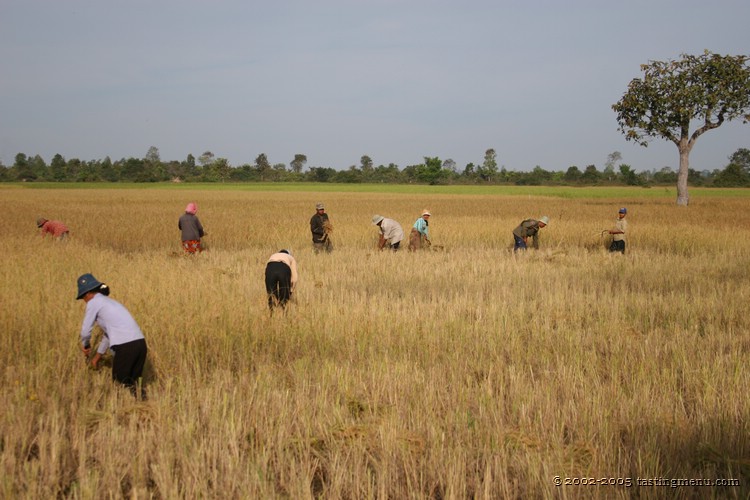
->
xmin=310 ymin=202 xmax=333 ymax=253
xmin=408 ymin=209 xmax=431 ymax=251
xmin=76 ymin=273 xmax=148 ymax=398
xmin=178 ymin=202 xmax=206 ymax=253
xmin=37 ymin=217 xmax=70 ymax=240
xmin=265 ymin=250 xmax=298 ymax=311
xmin=608 ymin=207 xmax=628 ymax=254
xmin=512 ymin=216 xmax=549 ymax=252
xmin=372 ymin=215 xmax=404 ymax=251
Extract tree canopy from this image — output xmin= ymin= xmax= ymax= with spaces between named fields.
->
xmin=613 ymin=50 xmax=750 ymax=205
xmin=4 ymin=146 xmax=750 ymax=187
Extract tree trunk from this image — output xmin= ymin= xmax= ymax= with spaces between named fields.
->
xmin=676 ymin=140 xmax=691 ymax=206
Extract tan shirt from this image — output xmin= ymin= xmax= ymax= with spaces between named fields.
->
xmin=267 ymin=252 xmax=298 ymax=290
xmin=612 ymin=218 xmax=627 ymax=242
xmin=380 ymin=218 xmax=404 ymax=244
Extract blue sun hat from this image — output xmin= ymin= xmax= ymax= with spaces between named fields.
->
xmin=76 ymin=273 xmax=108 ymax=300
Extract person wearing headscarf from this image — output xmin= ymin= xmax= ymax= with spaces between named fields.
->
xmin=76 ymin=273 xmax=148 ymax=398
xmin=265 ymin=250 xmax=298 ymax=311
xmin=512 ymin=216 xmax=549 ymax=251
xmin=178 ymin=202 xmax=205 ymax=253
xmin=37 ymin=217 xmax=70 ymax=240
xmin=310 ymin=202 xmax=333 ymax=253
xmin=408 ymin=209 xmax=431 ymax=251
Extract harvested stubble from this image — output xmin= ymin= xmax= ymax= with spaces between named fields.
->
xmin=1 ymin=187 xmax=749 ymax=498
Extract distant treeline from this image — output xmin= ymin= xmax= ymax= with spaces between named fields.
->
xmin=2 ymin=147 xmax=749 ymax=187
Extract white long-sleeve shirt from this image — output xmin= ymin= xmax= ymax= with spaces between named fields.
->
xmin=380 ymin=218 xmax=404 ymax=244
xmin=80 ymin=294 xmax=145 ymax=354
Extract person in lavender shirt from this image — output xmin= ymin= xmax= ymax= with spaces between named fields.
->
xmin=77 ymin=273 xmax=148 ymax=398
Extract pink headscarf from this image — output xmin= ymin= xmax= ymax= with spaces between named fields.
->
xmin=185 ymin=202 xmax=198 ymax=215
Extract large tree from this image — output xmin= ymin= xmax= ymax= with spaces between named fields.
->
xmin=143 ymin=146 xmax=164 ymax=181
xmin=214 ymin=158 xmax=232 ymax=182
xmin=613 ymin=51 xmax=750 ymax=205
xmin=728 ymin=147 xmax=750 ymax=174
xmin=360 ymin=155 xmax=373 ymax=172
xmin=714 ymin=147 xmax=750 ymax=186
xmin=50 ymin=154 xmax=67 ymax=181
xmin=255 ymin=153 xmax=271 ymax=181
xmin=14 ymin=153 xmax=35 ymax=181
xmin=290 ymin=154 xmax=307 ymax=174
xmin=478 ymin=148 xmax=497 ymax=181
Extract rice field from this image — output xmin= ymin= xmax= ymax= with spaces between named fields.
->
xmin=1 ymin=185 xmax=748 ymax=499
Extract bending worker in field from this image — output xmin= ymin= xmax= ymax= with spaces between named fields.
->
xmin=607 ymin=207 xmax=628 ymax=254
xmin=265 ymin=249 xmax=298 ymax=312
xmin=37 ymin=217 xmax=70 ymax=240
xmin=77 ymin=273 xmax=148 ymax=398
xmin=372 ymin=215 xmax=404 ymax=251
xmin=310 ymin=202 xmax=333 ymax=253
xmin=178 ymin=202 xmax=206 ymax=253
xmin=408 ymin=209 xmax=431 ymax=251
xmin=512 ymin=216 xmax=549 ymax=252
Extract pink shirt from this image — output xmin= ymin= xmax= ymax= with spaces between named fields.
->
xmin=40 ymin=220 xmax=69 ymax=238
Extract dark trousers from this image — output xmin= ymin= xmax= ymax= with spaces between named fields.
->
xmin=513 ymin=235 xmax=527 ymax=252
xmin=111 ymin=338 xmax=148 ymax=396
xmin=265 ymin=261 xmax=292 ymax=309
xmin=609 ymin=240 xmax=626 ymax=254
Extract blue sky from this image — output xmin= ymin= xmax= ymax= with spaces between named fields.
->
xmin=1 ymin=0 xmax=748 ymax=172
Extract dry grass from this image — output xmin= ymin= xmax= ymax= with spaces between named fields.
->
xmin=1 ymin=187 xmax=749 ymax=498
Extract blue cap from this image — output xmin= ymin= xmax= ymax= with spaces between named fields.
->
xmin=619 ymin=207 xmax=627 ymax=214
xmin=76 ymin=273 xmax=103 ymax=300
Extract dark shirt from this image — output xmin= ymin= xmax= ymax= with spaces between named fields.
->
xmin=512 ymin=219 xmax=540 ymax=248
xmin=178 ymin=213 xmax=204 ymax=241
xmin=310 ymin=213 xmax=329 ymax=243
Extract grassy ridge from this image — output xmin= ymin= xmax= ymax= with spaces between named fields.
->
xmin=11 ymin=181 xmax=750 ymax=198
xmin=1 ymin=186 xmax=748 ymax=498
